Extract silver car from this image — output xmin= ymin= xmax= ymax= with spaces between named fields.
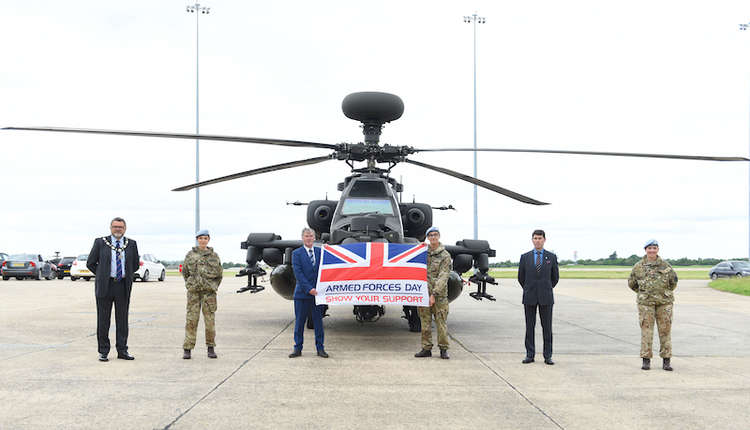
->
xmin=1 ymin=253 xmax=56 ymax=280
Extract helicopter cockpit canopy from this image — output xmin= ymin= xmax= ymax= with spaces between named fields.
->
xmin=340 ymin=199 xmax=395 ymax=216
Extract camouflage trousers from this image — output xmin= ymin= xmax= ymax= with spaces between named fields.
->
xmin=418 ymin=297 xmax=449 ymax=350
xmin=183 ymin=289 xmax=217 ymax=350
xmin=638 ymin=303 xmax=673 ymax=358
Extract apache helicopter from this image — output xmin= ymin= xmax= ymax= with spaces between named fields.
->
xmin=5 ymin=91 xmax=748 ymax=331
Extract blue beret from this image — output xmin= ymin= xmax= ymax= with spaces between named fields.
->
xmin=644 ymin=239 xmax=659 ymax=248
xmin=196 ymin=229 xmax=210 ymax=238
xmin=426 ymin=227 xmax=440 ymax=235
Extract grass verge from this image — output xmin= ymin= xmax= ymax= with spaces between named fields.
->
xmin=708 ymin=278 xmax=750 ymax=296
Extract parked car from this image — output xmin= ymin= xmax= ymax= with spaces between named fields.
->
xmin=1 ymin=253 xmax=56 ymax=280
xmin=0 ymin=252 xmax=9 ymax=268
xmin=135 ymin=254 xmax=166 ymax=282
xmin=55 ymin=256 xmax=77 ymax=279
xmin=709 ymin=260 xmax=750 ymax=280
xmin=70 ymin=254 xmax=94 ymax=281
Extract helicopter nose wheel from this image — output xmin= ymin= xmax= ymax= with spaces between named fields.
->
xmin=353 ymin=305 xmax=384 ymax=323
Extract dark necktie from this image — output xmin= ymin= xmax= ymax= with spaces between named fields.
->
xmin=116 ymin=240 xmax=123 ymax=281
xmin=309 ymin=248 xmax=315 ymax=266
xmin=535 ymin=251 xmax=542 ymax=272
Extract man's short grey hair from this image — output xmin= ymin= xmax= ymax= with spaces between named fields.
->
xmin=301 ymin=227 xmax=315 ymax=237
xmin=110 ymin=217 xmax=126 ymax=227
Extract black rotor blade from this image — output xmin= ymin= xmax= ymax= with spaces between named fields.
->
xmin=2 ymin=126 xmax=337 ymax=150
xmin=413 ymin=147 xmax=749 ymax=162
xmin=404 ymin=158 xmax=548 ymax=205
xmin=172 ymin=155 xmax=333 ymax=191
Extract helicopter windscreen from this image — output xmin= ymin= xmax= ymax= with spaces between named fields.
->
xmin=341 ymin=198 xmax=394 ymax=216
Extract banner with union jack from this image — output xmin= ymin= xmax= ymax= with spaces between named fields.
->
xmin=315 ymin=242 xmax=429 ymax=306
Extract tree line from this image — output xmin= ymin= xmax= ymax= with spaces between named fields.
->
xmin=490 ymin=251 xmax=743 ymax=268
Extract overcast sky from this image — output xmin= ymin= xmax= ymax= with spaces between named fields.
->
xmin=2 ymin=0 xmax=750 ymax=263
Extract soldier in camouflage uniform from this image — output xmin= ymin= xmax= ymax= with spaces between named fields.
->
xmin=628 ymin=239 xmax=677 ymax=371
xmin=182 ymin=230 xmax=223 ymax=359
xmin=415 ymin=227 xmax=452 ymax=359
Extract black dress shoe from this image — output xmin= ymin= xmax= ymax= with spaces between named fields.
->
xmin=544 ymin=358 xmax=555 ymax=365
xmin=288 ymin=349 xmax=302 ymax=358
xmin=117 ymin=351 xmax=135 ymax=360
xmin=522 ymin=357 xmax=534 ymax=364
xmin=414 ymin=349 xmax=432 ymax=358
xmin=317 ymin=350 xmax=329 ymax=358
xmin=98 ymin=353 xmax=108 ymax=362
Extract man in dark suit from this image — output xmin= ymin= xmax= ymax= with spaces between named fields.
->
xmin=87 ymin=217 xmax=140 ymax=362
xmin=289 ymin=227 xmax=327 ymax=358
xmin=518 ymin=229 xmax=559 ymax=365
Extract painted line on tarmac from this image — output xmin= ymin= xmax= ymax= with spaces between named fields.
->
xmin=162 ymin=319 xmax=294 ymax=430
xmin=449 ymin=333 xmax=565 ymax=430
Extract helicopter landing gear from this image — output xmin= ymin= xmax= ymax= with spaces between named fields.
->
xmin=236 ymin=266 xmax=266 ymax=294
xmin=402 ymin=306 xmax=421 ymax=332
xmin=468 ymin=271 xmax=497 ymax=301
xmin=354 ymin=305 xmax=384 ymax=323
xmin=307 ymin=305 xmax=329 ymax=329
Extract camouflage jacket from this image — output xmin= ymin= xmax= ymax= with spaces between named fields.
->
xmin=427 ymin=244 xmax=452 ymax=298
xmin=628 ymin=255 xmax=677 ymax=305
xmin=182 ymin=246 xmax=223 ymax=292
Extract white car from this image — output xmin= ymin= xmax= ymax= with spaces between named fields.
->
xmin=135 ymin=254 xmax=166 ymax=282
xmin=70 ymin=254 xmax=94 ymax=281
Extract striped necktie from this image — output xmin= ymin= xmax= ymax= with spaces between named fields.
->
xmin=308 ymin=248 xmax=315 ymax=265
xmin=535 ymin=251 xmax=542 ymax=272
xmin=115 ymin=240 xmax=123 ymax=281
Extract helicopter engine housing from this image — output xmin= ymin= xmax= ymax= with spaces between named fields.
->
xmin=399 ymin=203 xmax=432 ymax=241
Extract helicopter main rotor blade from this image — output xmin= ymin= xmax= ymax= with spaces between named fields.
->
xmin=172 ymin=155 xmax=333 ymax=191
xmin=413 ymin=147 xmax=749 ymax=162
xmin=404 ymin=158 xmax=549 ymax=205
xmin=2 ymin=126 xmax=338 ymax=150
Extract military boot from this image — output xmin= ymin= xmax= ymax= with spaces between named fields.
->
xmin=414 ymin=349 xmax=432 ymax=358
xmin=183 ymin=349 xmax=191 ymax=360
xmin=207 ymin=347 xmax=217 ymax=359
xmin=662 ymin=358 xmax=673 ymax=371
xmin=641 ymin=358 xmax=650 ymax=370
xmin=440 ymin=349 xmax=449 ymax=359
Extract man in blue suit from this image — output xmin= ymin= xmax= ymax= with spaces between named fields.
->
xmin=289 ymin=228 xmax=328 ymax=358
xmin=518 ymin=229 xmax=559 ymax=365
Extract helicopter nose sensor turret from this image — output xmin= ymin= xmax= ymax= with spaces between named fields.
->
xmin=342 ymin=92 xmax=404 ymax=145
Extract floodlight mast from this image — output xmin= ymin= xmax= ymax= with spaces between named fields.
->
xmin=740 ymin=21 xmax=750 ymax=261
xmin=186 ymin=3 xmax=210 ymax=243
xmin=464 ymin=13 xmax=486 ymax=240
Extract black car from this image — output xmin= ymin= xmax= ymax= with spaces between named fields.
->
xmin=708 ymin=261 xmax=750 ymax=280
xmin=55 ymin=256 xmax=76 ymax=279
xmin=1 ymin=253 xmax=56 ymax=280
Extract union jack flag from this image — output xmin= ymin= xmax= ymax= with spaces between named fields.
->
xmin=316 ymin=242 xmax=429 ymax=306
